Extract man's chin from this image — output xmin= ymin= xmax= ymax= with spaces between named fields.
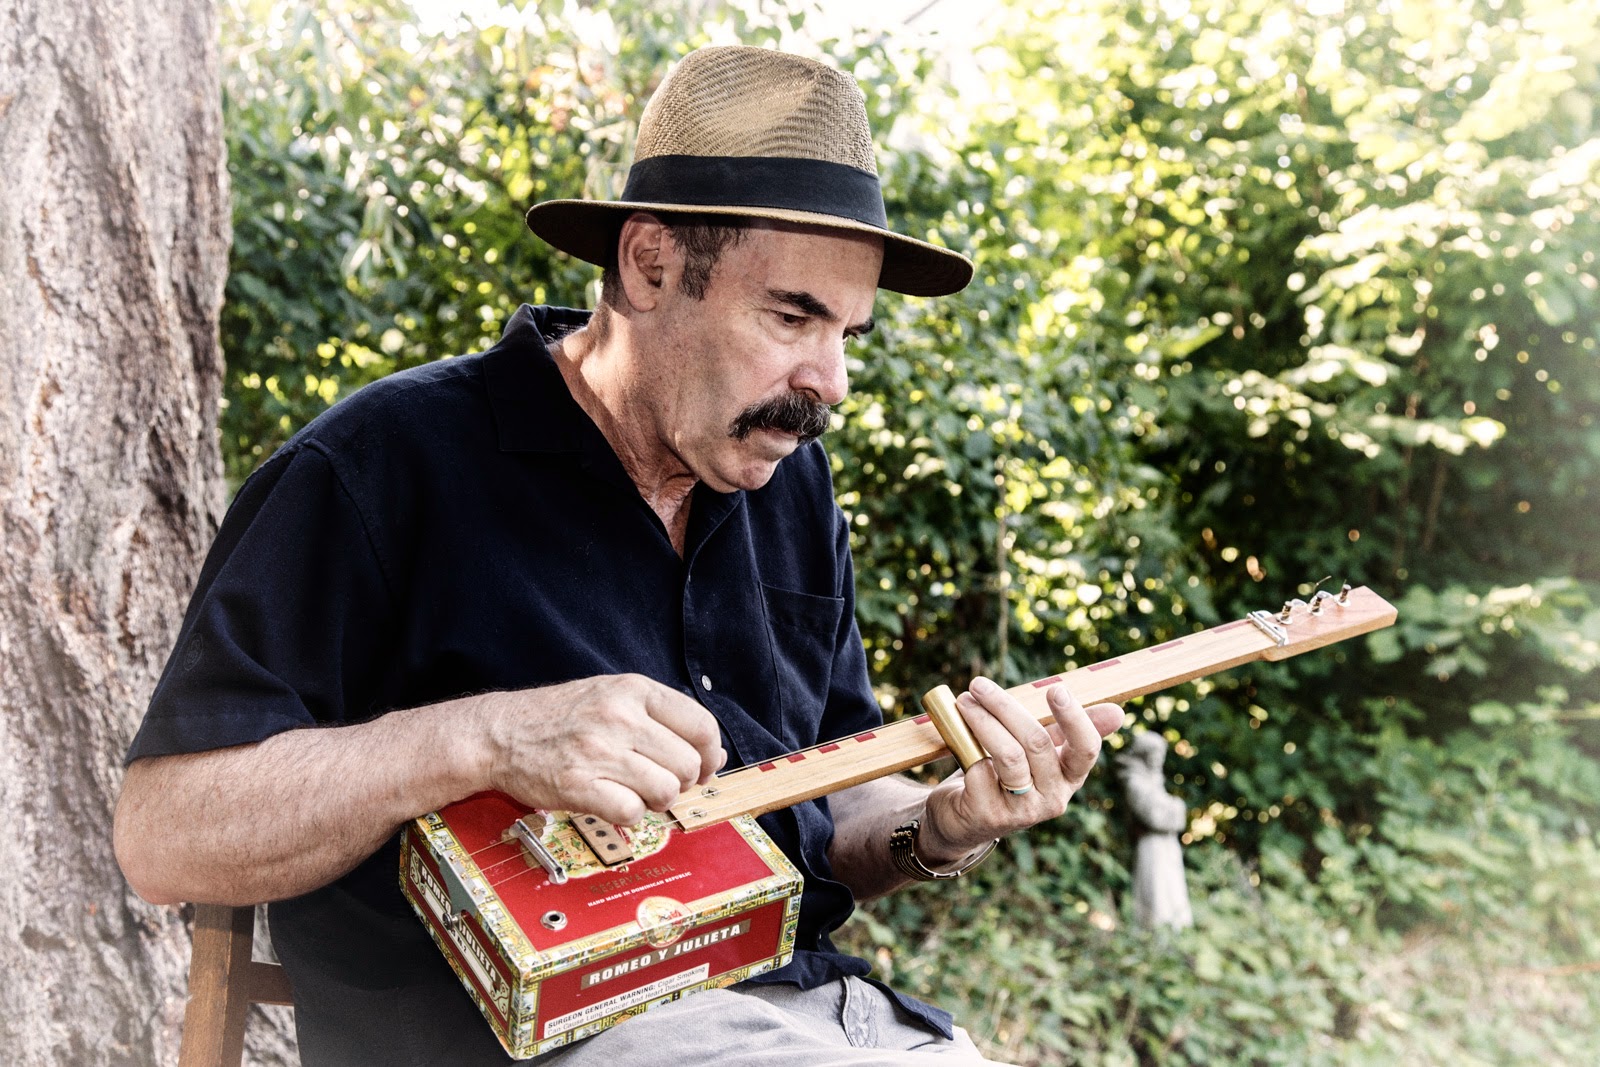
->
xmin=702 ymin=432 xmax=810 ymax=492
xmin=700 ymin=464 xmax=778 ymax=493
xmin=718 ymin=451 xmax=789 ymax=492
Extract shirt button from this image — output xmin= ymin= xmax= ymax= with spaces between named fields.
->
xmin=700 ymin=674 xmax=713 ymax=692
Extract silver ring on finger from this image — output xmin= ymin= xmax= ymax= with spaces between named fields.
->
xmin=1000 ymin=779 xmax=1034 ymax=797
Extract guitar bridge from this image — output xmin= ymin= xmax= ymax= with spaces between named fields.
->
xmin=511 ymin=815 xmax=569 ymax=885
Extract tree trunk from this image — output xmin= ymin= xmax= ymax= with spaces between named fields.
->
xmin=0 ymin=0 xmax=288 ymax=1062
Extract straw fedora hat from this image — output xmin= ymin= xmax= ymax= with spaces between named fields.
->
xmin=524 ymin=46 xmax=973 ymax=298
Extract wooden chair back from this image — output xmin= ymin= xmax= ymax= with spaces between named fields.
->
xmin=177 ymin=904 xmax=295 ymax=1067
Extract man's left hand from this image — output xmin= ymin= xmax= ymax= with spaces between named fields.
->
xmin=914 ymin=677 xmax=1124 ymax=865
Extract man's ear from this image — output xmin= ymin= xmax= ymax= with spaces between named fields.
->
xmin=615 ymin=213 xmax=675 ymax=311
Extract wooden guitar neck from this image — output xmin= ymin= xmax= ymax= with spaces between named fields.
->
xmin=667 ymin=585 xmax=1396 ymax=831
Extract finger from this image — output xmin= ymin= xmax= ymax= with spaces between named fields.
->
xmin=1087 ymin=702 xmax=1124 ymax=738
xmin=1047 ymin=684 xmax=1104 ymax=784
xmin=957 ymin=677 xmax=1053 ymax=790
xmin=568 ymin=778 xmax=648 ymax=827
xmin=955 ymin=694 xmax=1029 ymax=792
xmin=1042 ymin=706 xmax=1124 ymax=744
xmin=608 ymin=750 xmax=689 ymax=813
xmin=970 ymin=676 xmax=1062 ymax=785
xmin=552 ymin=745 xmax=681 ymax=819
xmin=632 ymin=717 xmax=709 ymax=791
xmin=639 ymin=679 xmax=727 ymax=781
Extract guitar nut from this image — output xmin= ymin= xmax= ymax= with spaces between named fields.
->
xmin=541 ymin=910 xmax=567 ymax=931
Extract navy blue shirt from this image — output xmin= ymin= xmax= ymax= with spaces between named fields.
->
xmin=129 ymin=305 xmax=950 ymax=1064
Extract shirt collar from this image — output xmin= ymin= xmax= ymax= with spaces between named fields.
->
xmin=483 ymin=303 xmax=747 ymax=547
xmin=483 ymin=303 xmax=594 ymax=454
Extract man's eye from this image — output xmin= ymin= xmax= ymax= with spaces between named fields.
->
xmin=776 ymin=312 xmax=806 ymax=327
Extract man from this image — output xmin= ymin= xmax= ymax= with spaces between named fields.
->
xmin=115 ymin=46 xmax=1122 ymax=1065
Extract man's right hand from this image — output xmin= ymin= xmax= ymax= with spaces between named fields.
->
xmin=477 ymin=674 xmax=726 ymax=827
xmin=116 ymin=674 xmax=725 ymax=906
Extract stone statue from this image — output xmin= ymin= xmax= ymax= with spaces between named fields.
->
xmin=1119 ymin=731 xmax=1193 ymax=930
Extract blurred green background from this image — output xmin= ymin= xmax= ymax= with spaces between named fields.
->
xmin=220 ymin=0 xmax=1599 ymax=1061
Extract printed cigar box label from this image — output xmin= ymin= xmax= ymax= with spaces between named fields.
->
xmin=403 ymin=833 xmax=516 ymax=1021
xmin=584 ymin=916 xmax=750 ymax=988
xmin=636 ymin=896 xmax=696 ymax=948
xmin=542 ymin=962 xmax=711 ymax=1039
xmin=536 ymin=897 xmax=794 ymax=1042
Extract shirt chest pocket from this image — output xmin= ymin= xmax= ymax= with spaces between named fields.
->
xmin=760 ymin=583 xmax=845 ymax=750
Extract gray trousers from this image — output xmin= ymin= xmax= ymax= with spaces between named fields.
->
xmin=529 ymin=977 xmax=1010 ymax=1066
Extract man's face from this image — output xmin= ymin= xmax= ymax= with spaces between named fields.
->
xmin=645 ymin=221 xmax=883 ymax=493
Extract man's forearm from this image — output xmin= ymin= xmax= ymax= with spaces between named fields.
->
xmin=114 ymin=697 xmax=488 ymax=907
xmin=114 ymin=673 xmax=726 ymax=907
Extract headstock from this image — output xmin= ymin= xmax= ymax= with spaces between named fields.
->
xmin=1248 ymin=583 xmax=1397 ymax=661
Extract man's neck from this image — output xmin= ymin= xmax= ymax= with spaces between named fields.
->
xmin=549 ymin=323 xmax=696 ymax=555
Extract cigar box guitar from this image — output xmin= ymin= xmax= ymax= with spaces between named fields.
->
xmin=401 ymin=584 xmax=1396 ymax=1058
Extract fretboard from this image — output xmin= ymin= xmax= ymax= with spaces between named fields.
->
xmin=667 ymin=585 xmax=1395 ymax=830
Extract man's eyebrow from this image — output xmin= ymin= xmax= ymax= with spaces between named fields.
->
xmin=768 ymin=288 xmax=836 ymax=319
xmin=767 ymin=289 xmax=876 ymax=337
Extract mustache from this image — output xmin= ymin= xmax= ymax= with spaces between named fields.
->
xmin=727 ymin=393 xmax=832 ymax=444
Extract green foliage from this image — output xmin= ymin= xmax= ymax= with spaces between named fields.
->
xmin=221 ymin=0 xmax=785 ymax=483
xmin=846 ymin=848 xmax=1369 ymax=1065
xmin=219 ymin=0 xmax=1600 ymax=1061
xmin=841 ymin=842 xmax=1600 ymax=1065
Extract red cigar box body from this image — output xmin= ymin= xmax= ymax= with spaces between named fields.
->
xmin=400 ymin=791 xmax=801 ymax=1059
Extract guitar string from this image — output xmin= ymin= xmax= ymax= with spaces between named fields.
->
xmin=433 ymin=615 xmax=1336 ymax=891
xmin=461 ymin=630 xmax=1272 ymax=888
xmin=464 ymin=627 xmax=1273 ymax=870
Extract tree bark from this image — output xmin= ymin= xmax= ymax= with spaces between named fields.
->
xmin=0 ymin=0 xmax=288 ymax=1062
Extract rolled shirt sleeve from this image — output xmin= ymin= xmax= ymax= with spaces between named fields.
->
xmin=128 ymin=443 xmax=394 ymax=760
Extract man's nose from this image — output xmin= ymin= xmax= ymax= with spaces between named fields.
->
xmin=793 ymin=337 xmax=849 ymax=407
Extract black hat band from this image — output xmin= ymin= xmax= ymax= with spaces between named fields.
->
xmin=620 ymin=155 xmax=889 ymax=230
